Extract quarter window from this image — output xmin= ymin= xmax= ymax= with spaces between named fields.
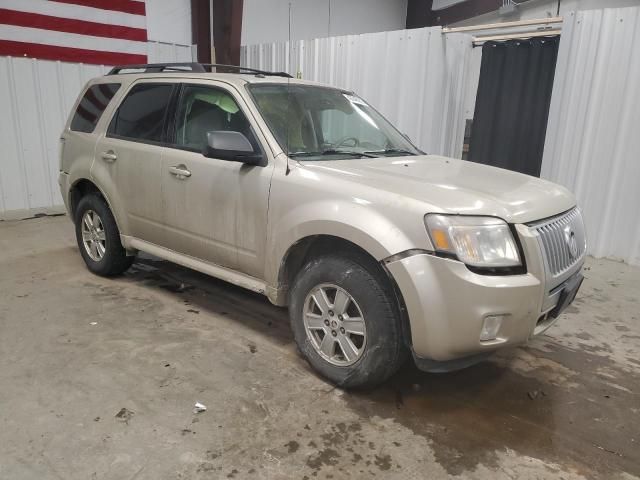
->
xmin=108 ymin=83 xmax=173 ymax=143
xmin=173 ymin=85 xmax=257 ymax=151
xmin=70 ymin=83 xmax=120 ymax=133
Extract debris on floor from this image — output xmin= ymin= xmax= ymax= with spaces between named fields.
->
xmin=594 ymin=443 xmax=624 ymax=457
xmin=527 ymin=390 xmax=547 ymax=400
xmin=193 ymin=402 xmax=207 ymax=414
xmin=115 ymin=407 xmax=134 ymax=423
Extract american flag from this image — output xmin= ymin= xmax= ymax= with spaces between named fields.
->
xmin=0 ymin=0 xmax=147 ymax=65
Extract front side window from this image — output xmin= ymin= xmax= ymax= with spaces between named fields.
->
xmin=108 ymin=83 xmax=173 ymax=143
xmin=173 ymin=84 xmax=257 ymax=151
xmin=70 ymin=83 xmax=120 ymax=133
xmin=248 ymin=84 xmax=419 ymax=160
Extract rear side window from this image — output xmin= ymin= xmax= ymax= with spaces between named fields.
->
xmin=70 ymin=83 xmax=120 ymax=133
xmin=108 ymin=83 xmax=173 ymax=143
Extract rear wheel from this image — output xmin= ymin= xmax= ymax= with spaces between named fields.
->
xmin=75 ymin=194 xmax=134 ymax=276
xmin=289 ymin=254 xmax=406 ymax=388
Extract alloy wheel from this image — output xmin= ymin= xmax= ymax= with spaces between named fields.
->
xmin=81 ymin=209 xmax=106 ymax=261
xmin=303 ymin=283 xmax=367 ymax=366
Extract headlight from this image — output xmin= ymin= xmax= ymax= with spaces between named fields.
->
xmin=424 ymin=214 xmax=521 ymax=267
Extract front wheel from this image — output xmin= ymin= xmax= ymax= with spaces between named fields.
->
xmin=289 ymin=254 xmax=406 ymax=388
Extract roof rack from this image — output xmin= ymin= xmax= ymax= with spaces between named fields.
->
xmin=107 ymin=62 xmax=292 ymax=78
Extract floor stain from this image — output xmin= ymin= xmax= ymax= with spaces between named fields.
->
xmin=285 ymin=440 xmax=299 ymax=454
xmin=306 ymin=448 xmax=340 ymax=470
xmin=338 ymin=343 xmax=640 ymax=477
xmin=374 ymin=454 xmax=392 ymax=471
xmin=575 ymin=332 xmax=594 ymax=340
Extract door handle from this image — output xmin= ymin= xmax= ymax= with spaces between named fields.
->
xmin=168 ymin=165 xmax=191 ymax=179
xmin=101 ymin=151 xmax=117 ymax=163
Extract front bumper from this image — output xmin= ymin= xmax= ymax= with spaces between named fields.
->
xmin=386 ymin=223 xmax=583 ymax=364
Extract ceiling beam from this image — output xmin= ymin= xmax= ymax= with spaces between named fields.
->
xmin=190 ymin=0 xmax=244 ymax=66
xmin=407 ymin=0 xmax=503 ymax=28
xmin=191 ymin=0 xmax=211 ymax=63
xmin=212 ymin=0 xmax=244 ymax=66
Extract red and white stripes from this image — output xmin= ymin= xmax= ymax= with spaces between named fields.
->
xmin=0 ymin=0 xmax=148 ymax=65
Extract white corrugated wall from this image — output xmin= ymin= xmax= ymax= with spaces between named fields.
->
xmin=0 ymin=58 xmax=109 ymax=220
xmin=0 ymin=44 xmax=192 ymax=220
xmin=541 ymin=7 xmax=640 ymax=266
xmin=147 ymin=41 xmax=194 ymax=64
xmin=241 ymin=27 xmax=474 ymax=158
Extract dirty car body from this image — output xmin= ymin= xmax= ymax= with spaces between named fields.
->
xmin=58 ymin=64 xmax=586 ymax=387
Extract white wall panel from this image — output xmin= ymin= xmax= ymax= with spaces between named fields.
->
xmin=241 ymin=0 xmax=408 ymax=46
xmin=452 ymin=0 xmax=640 ymax=27
xmin=0 ymin=58 xmax=109 ymax=219
xmin=241 ymin=27 xmax=473 ymax=158
xmin=146 ymin=41 xmax=195 ymax=63
xmin=541 ymin=7 xmax=640 ymax=265
xmin=0 ymin=0 xmax=193 ymax=219
xmin=145 ymin=0 xmax=192 ymax=46
xmin=0 ymin=42 xmax=192 ymax=220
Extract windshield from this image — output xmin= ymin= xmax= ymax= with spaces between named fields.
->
xmin=248 ymin=84 xmax=420 ymax=160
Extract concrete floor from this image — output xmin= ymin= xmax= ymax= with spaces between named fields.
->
xmin=0 ymin=216 xmax=638 ymax=480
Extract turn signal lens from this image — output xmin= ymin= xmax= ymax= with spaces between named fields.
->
xmin=431 ymin=229 xmax=450 ymax=250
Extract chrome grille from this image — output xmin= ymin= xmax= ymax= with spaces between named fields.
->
xmin=531 ymin=208 xmax=586 ymax=278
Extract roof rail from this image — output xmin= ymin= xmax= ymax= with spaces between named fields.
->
xmin=107 ymin=62 xmax=292 ymax=78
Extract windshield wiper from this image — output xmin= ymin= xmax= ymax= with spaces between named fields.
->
xmin=321 ymin=149 xmax=377 ymax=158
xmin=363 ymin=148 xmax=418 ymax=156
xmin=289 ymin=150 xmax=377 ymax=158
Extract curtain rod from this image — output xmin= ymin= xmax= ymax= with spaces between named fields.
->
xmin=443 ymin=16 xmax=563 ymax=34
xmin=473 ymin=29 xmax=561 ymax=45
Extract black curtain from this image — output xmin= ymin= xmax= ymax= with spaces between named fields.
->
xmin=467 ymin=36 xmax=560 ymax=177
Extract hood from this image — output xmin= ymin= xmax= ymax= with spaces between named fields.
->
xmin=300 ymin=155 xmax=576 ymax=224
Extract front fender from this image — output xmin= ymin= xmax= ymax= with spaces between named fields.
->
xmin=265 ymin=199 xmax=423 ymax=295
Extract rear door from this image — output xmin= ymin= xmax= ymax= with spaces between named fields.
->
xmin=92 ymin=81 xmax=176 ymax=244
xmin=160 ymin=81 xmax=274 ymax=278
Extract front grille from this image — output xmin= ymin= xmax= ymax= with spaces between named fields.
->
xmin=530 ymin=208 xmax=586 ymax=278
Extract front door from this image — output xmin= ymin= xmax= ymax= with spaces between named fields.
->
xmin=160 ymin=81 xmax=273 ymax=278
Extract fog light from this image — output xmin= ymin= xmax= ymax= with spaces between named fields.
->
xmin=480 ymin=315 xmax=504 ymax=341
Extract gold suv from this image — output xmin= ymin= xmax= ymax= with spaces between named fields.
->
xmin=59 ymin=63 xmax=586 ymax=387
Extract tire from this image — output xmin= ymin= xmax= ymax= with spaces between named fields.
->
xmin=289 ymin=253 xmax=407 ymax=388
xmin=74 ymin=193 xmax=134 ymax=276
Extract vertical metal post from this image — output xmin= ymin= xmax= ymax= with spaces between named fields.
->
xmin=210 ymin=0 xmax=216 ymax=63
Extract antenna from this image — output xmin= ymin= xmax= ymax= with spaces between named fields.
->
xmin=285 ymin=1 xmax=292 ymax=175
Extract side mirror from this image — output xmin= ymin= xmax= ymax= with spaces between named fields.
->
xmin=203 ymin=131 xmax=265 ymax=166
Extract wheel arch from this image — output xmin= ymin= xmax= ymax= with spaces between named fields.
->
xmin=69 ymin=178 xmax=104 ymax=221
xmin=68 ymin=178 xmax=125 ymax=237
xmin=275 ymin=233 xmax=413 ymax=349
